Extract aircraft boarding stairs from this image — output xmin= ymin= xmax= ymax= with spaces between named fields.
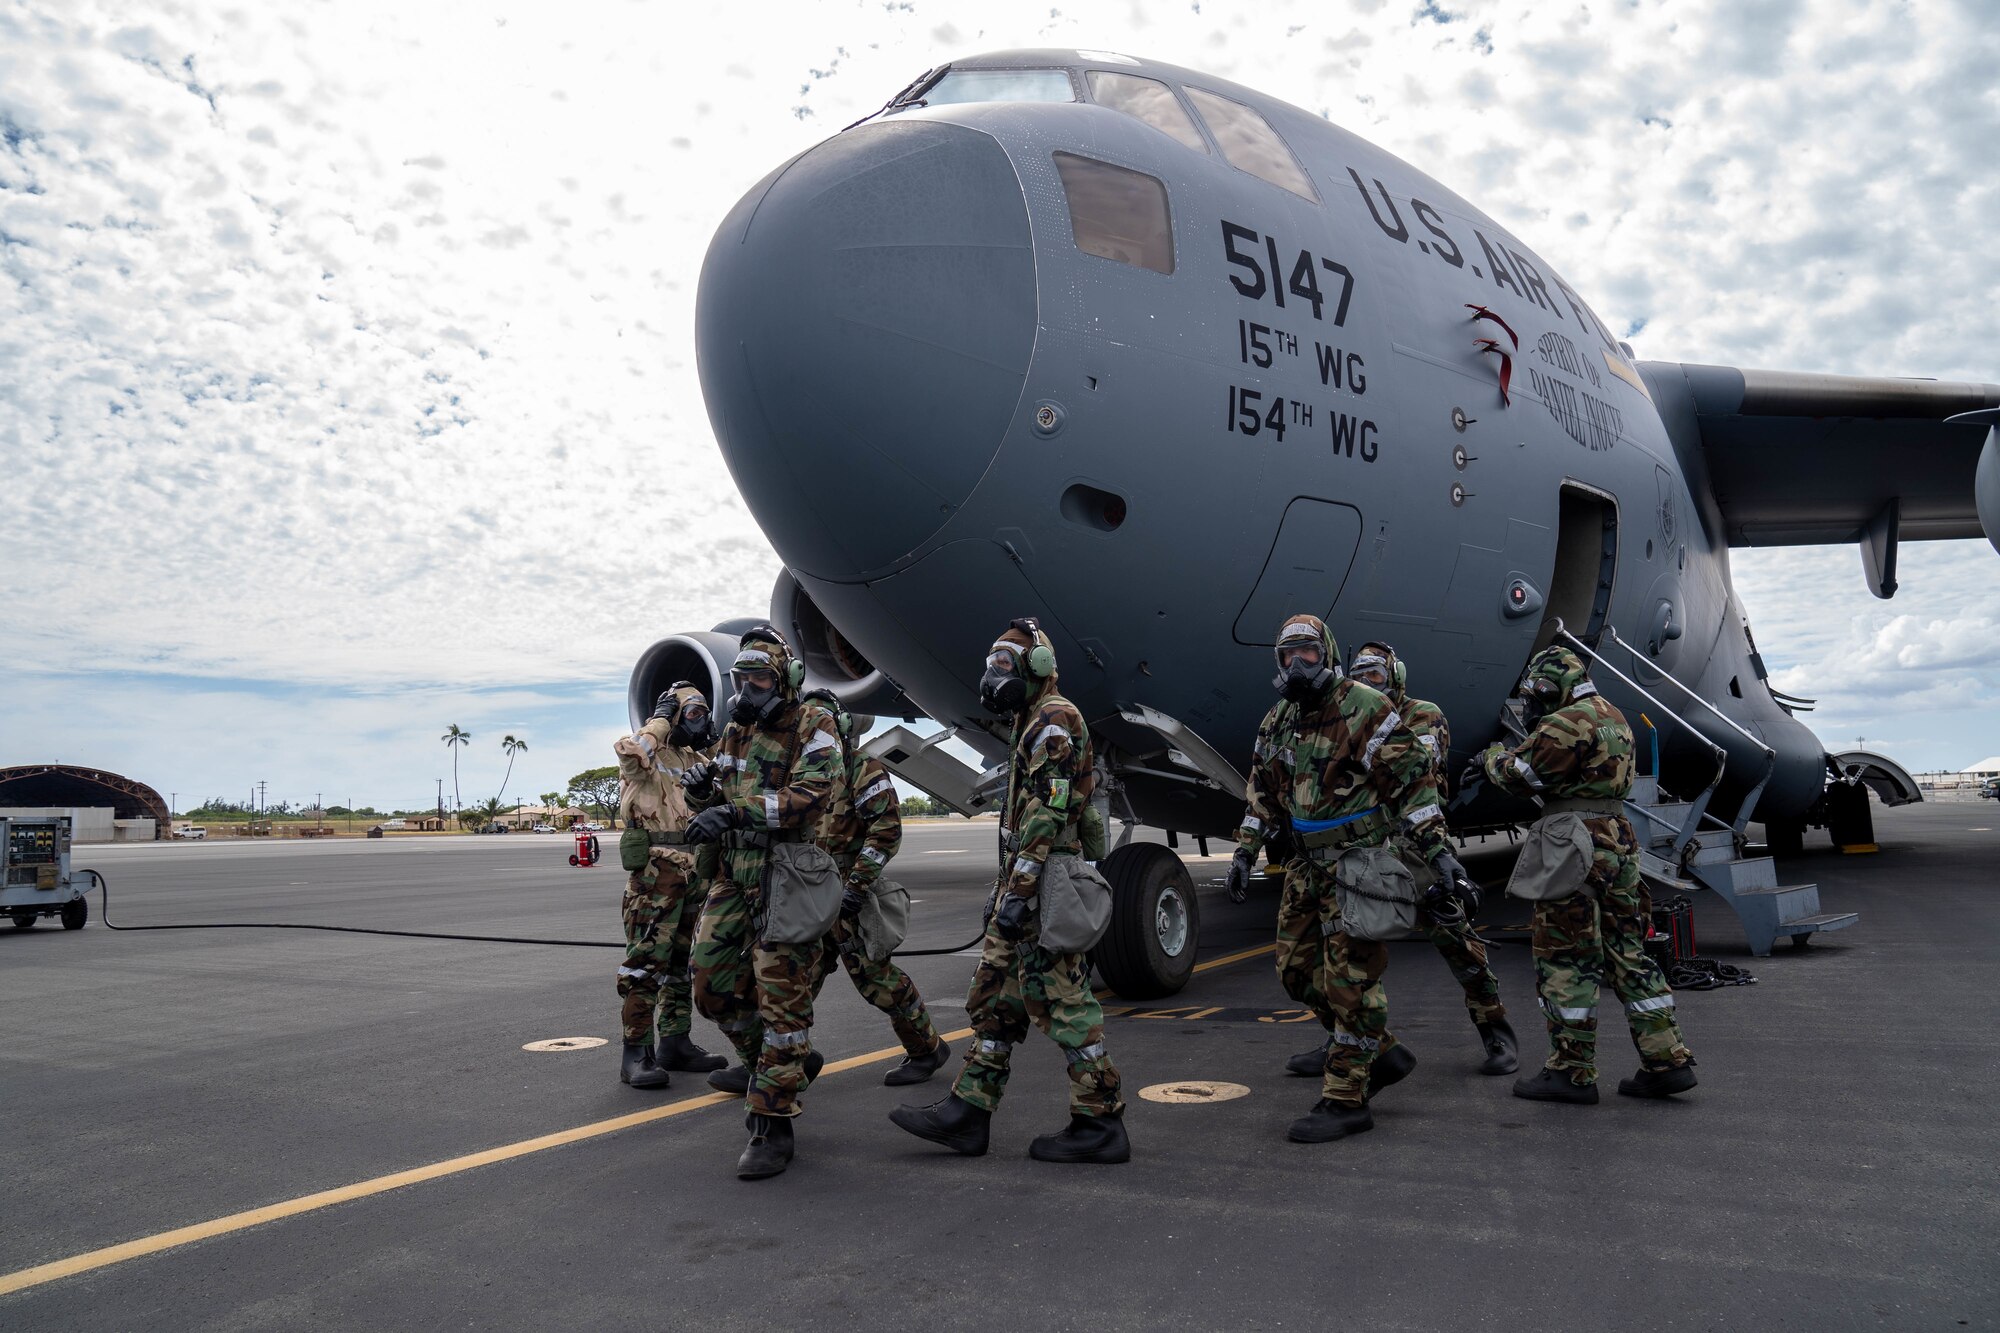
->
xmin=1623 ymin=773 xmax=1856 ymax=957
xmin=1542 ymin=624 xmax=1859 ymax=958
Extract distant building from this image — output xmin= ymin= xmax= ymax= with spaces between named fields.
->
xmin=1964 ymin=757 xmax=2000 ymax=778
xmin=0 ymin=765 xmax=169 ymax=841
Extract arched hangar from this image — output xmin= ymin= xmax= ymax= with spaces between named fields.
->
xmin=0 ymin=765 xmax=170 ymax=840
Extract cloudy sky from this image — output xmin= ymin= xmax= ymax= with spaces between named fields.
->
xmin=3 ymin=0 xmax=1997 ymax=813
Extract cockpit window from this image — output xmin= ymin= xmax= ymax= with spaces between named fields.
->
xmin=1184 ymin=88 xmax=1318 ymax=202
xmin=1086 ymin=72 xmax=1207 ymax=153
xmin=916 ymin=69 xmax=1077 ymax=108
xmin=1052 ymin=152 xmax=1174 ymax=275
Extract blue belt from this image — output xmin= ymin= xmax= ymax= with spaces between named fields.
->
xmin=1292 ymin=807 xmax=1381 ymax=834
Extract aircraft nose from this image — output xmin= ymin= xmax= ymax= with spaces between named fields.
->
xmin=695 ymin=120 xmax=1037 ymax=582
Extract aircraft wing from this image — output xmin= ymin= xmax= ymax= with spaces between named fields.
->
xmin=1641 ymin=362 xmax=2000 ymax=595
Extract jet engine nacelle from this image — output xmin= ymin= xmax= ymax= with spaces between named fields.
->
xmin=1979 ymin=423 xmax=2000 ymax=558
xmin=626 ymin=630 xmax=744 ymax=734
xmin=769 ymin=569 xmax=922 ymax=721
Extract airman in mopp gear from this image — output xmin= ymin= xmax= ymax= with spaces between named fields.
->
xmin=890 ymin=618 xmax=1129 ymax=1164
xmin=801 ymin=688 xmax=952 ymax=1087
xmin=1470 ymin=645 xmax=1697 ymax=1104
xmin=1343 ymin=640 xmax=1517 ymax=1077
xmin=611 ymin=683 xmax=728 ymax=1089
xmin=684 ymin=625 xmax=844 ymax=1178
xmin=1229 ymin=614 xmax=1475 ymax=1143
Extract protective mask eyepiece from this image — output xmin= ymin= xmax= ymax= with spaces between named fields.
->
xmin=979 ymin=649 xmax=1028 ymax=716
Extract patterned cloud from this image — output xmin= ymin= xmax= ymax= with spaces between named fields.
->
xmin=2 ymin=0 xmax=1995 ymax=795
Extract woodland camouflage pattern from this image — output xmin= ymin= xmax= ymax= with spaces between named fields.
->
xmin=687 ymin=634 xmax=844 ymax=1117
xmin=1481 ymin=646 xmax=1693 ymax=1082
xmin=1355 ymin=641 xmax=1506 ymax=1027
xmin=1235 ymin=615 xmax=1451 ymax=1105
xmin=810 ymin=746 xmax=941 ymax=1059
xmin=952 ymin=623 xmax=1122 ymax=1118
xmin=613 ymin=706 xmax=710 ymax=1046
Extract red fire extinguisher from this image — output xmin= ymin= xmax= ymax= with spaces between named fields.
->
xmin=569 ymin=827 xmax=601 ymax=868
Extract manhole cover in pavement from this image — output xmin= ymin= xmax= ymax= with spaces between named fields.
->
xmin=522 ymin=1037 xmax=608 ymax=1052
xmin=1138 ymin=1080 xmax=1250 ymax=1105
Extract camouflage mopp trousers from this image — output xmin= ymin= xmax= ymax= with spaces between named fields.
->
xmin=617 ymin=849 xmax=702 ymax=1046
xmin=810 ymin=914 xmax=943 ymax=1059
xmin=1531 ymin=815 xmax=1694 ymax=1084
xmin=689 ymin=859 xmax=821 ymax=1118
xmin=1400 ymin=848 xmax=1506 ymax=1024
xmin=1274 ymin=856 xmax=1397 ymax=1106
xmin=951 ymin=910 xmax=1122 ymax=1117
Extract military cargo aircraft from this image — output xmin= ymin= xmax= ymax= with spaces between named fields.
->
xmin=635 ymin=50 xmax=2000 ymax=996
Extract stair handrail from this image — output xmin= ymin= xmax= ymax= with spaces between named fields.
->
xmin=1599 ymin=627 xmax=1779 ymax=836
xmin=1549 ymin=621 xmax=1726 ymax=856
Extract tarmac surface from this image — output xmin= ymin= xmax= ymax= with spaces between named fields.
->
xmin=2 ymin=806 xmax=1995 ymax=1329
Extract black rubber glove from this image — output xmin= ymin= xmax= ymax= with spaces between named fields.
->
xmin=840 ymin=885 xmax=867 ymax=919
xmin=679 ymin=761 xmax=718 ymax=801
xmin=1458 ymin=757 xmax=1487 ymax=793
xmin=1225 ymin=847 xmax=1256 ymax=903
xmin=685 ymin=804 xmax=744 ymax=844
xmin=993 ymin=893 xmax=1036 ymax=942
xmin=1430 ymin=850 xmax=1479 ymax=916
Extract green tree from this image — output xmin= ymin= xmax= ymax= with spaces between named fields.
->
xmin=566 ymin=766 xmax=620 ymax=822
xmin=457 ymin=806 xmax=489 ymax=831
xmin=499 ymin=734 xmax=527 ymax=799
xmin=442 ymin=723 xmax=471 ymax=810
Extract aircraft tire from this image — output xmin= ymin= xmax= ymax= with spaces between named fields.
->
xmin=1091 ymin=842 xmax=1200 ymax=1000
xmin=1765 ymin=822 xmax=1805 ymax=858
xmin=61 ymin=897 xmax=88 ymax=930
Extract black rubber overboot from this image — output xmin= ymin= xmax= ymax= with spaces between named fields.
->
xmin=883 ymin=1040 xmax=952 ymax=1087
xmin=736 ymin=1114 xmax=795 ymax=1179
xmin=802 ymin=1050 xmax=825 ymax=1087
xmin=1285 ymin=1036 xmax=1333 ymax=1078
xmin=620 ymin=1042 xmax=670 ymax=1090
xmin=706 ymin=1063 xmax=752 ymax=1095
xmin=1365 ymin=1043 xmax=1417 ymax=1099
xmin=655 ymin=1032 xmax=728 ymax=1073
xmin=1029 ymin=1112 xmax=1131 ymax=1164
xmin=1617 ymin=1063 xmax=1698 ymax=1099
xmin=1475 ymin=1018 xmax=1520 ymax=1075
xmin=1287 ymin=1098 xmax=1373 ymax=1143
xmin=1513 ymin=1067 xmax=1600 ymax=1105
xmin=888 ymin=1094 xmax=991 ymax=1156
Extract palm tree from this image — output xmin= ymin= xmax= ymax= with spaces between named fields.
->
xmin=499 ymin=735 xmax=527 ymax=799
xmin=441 ymin=724 xmax=470 ymax=810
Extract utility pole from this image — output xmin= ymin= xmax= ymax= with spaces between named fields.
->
xmin=436 ymin=778 xmax=444 ymax=828
xmin=257 ymin=780 xmax=268 ymax=836
xmin=315 ymin=791 xmax=322 ymax=835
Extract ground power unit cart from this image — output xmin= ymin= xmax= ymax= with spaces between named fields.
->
xmin=4 ymin=815 xmax=90 ymax=930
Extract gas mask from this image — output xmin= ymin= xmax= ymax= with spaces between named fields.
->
xmin=730 ymin=669 xmax=784 ymax=726
xmin=1518 ymin=678 xmax=1562 ymax=726
xmin=1273 ymin=641 xmax=1334 ymax=702
xmin=979 ymin=649 xmax=1029 ymax=716
xmin=669 ymin=698 xmax=717 ymax=750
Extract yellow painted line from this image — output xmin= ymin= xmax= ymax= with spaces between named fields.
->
xmin=1194 ymin=942 xmax=1275 ymax=973
xmin=2 ymin=943 xmax=1278 ymax=1299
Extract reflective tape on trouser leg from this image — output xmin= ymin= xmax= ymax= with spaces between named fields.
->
xmin=1626 ymin=994 xmax=1675 ymax=1014
xmin=975 ymin=1038 xmax=1013 ymax=1055
xmin=1064 ymin=1042 xmax=1106 ymax=1066
xmin=1331 ymin=1028 xmax=1380 ymax=1053
xmin=763 ymin=1028 xmax=811 ymax=1049
xmin=1544 ymin=998 xmax=1596 ymax=1022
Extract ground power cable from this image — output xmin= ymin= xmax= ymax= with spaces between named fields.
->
xmin=84 ymin=869 xmax=985 ymax=957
